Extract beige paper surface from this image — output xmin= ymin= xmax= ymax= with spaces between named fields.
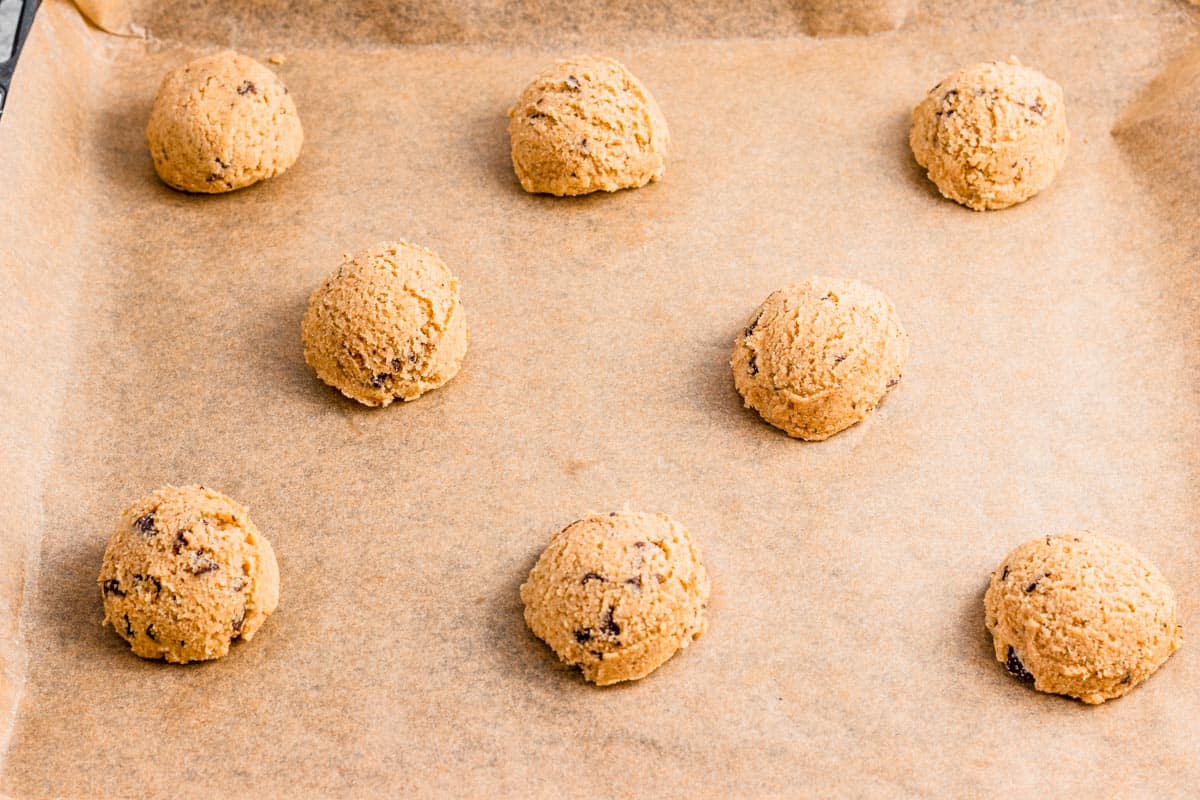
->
xmin=1 ymin=0 xmax=1199 ymax=795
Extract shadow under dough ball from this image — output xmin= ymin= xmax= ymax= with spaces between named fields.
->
xmin=985 ymin=531 xmax=1183 ymax=704
xmin=507 ymin=55 xmax=670 ymax=196
xmin=146 ymin=50 xmax=303 ymax=193
xmin=521 ymin=512 xmax=710 ymax=685
xmin=731 ymin=277 xmax=908 ymax=441
xmin=98 ymin=485 xmax=280 ymax=663
xmin=909 ymin=58 xmax=1068 ymax=210
xmin=301 ymin=240 xmax=469 ymax=407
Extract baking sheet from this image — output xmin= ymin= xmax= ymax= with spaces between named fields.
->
xmin=1 ymin=0 xmax=1199 ymax=795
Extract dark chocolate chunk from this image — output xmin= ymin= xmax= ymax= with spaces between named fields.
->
xmin=237 ymin=80 xmax=258 ymax=96
xmin=190 ymin=554 xmax=220 ymax=576
xmin=625 ymin=576 xmax=642 ymax=589
xmin=581 ymin=572 xmax=607 ymax=585
xmin=1005 ymin=647 xmax=1035 ymax=683
xmin=743 ymin=312 xmax=763 ymax=339
xmin=600 ymin=607 xmax=620 ymax=637
xmin=232 ymin=611 xmax=246 ymax=635
xmin=134 ymin=513 xmax=157 ymax=535
xmin=370 ymin=373 xmax=391 ymax=389
xmin=123 ymin=614 xmax=135 ymax=638
xmin=591 ymin=650 xmax=604 ymax=659
xmin=102 ymin=579 xmax=125 ymax=597
xmin=748 ymin=354 xmax=758 ymax=376
xmin=573 ymin=628 xmax=592 ymax=643
xmin=833 ymin=353 xmax=846 ymax=364
xmin=580 ymin=137 xmax=589 ymax=153
xmin=391 ymin=358 xmax=403 ymax=371
xmin=173 ymin=531 xmax=187 ymax=555
xmin=1025 ymin=577 xmax=1041 ymax=593
xmin=1000 ymin=565 xmax=1009 ymax=582
xmin=132 ymin=573 xmax=162 ymax=595
xmin=565 ymin=75 xmax=581 ymax=90
xmin=206 ymin=173 xmax=220 ymax=183
xmin=1120 ymin=672 xmax=1132 ymax=685
xmin=527 ymin=111 xmax=546 ymax=120
xmin=145 ymin=624 xmax=158 ymax=641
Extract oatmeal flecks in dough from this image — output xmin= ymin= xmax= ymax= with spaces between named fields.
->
xmin=731 ymin=277 xmax=908 ymax=441
xmin=910 ymin=58 xmax=1068 ymax=210
xmin=99 ymin=485 xmax=280 ymax=663
xmin=146 ymin=50 xmax=303 ymax=193
xmin=985 ymin=531 xmax=1183 ymax=704
xmin=520 ymin=512 xmax=710 ymax=685
xmin=301 ymin=240 xmax=469 ymax=407
xmin=507 ymin=55 xmax=670 ymax=196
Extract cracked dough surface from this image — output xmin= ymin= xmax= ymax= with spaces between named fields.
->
xmin=520 ymin=512 xmax=710 ymax=686
xmin=910 ymin=58 xmax=1068 ymax=210
xmin=985 ymin=531 xmax=1183 ymax=704
xmin=146 ymin=50 xmax=303 ymax=193
xmin=731 ymin=277 xmax=908 ymax=441
xmin=98 ymin=485 xmax=280 ymax=664
xmin=301 ymin=240 xmax=469 ymax=407
xmin=507 ymin=55 xmax=669 ymax=196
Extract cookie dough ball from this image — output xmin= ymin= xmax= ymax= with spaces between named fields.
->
xmin=302 ymin=240 xmax=469 ymax=407
xmin=507 ymin=56 xmax=669 ymax=196
xmin=520 ymin=512 xmax=710 ymax=685
xmin=985 ymin=531 xmax=1183 ymax=704
xmin=910 ymin=58 xmax=1068 ymax=210
xmin=731 ymin=277 xmax=908 ymax=441
xmin=146 ymin=50 xmax=303 ymax=193
xmin=98 ymin=485 xmax=280 ymax=663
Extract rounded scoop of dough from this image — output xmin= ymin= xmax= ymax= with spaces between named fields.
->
xmin=731 ymin=277 xmax=908 ymax=441
xmin=909 ymin=58 xmax=1068 ymax=210
xmin=507 ymin=55 xmax=669 ymax=196
xmin=985 ymin=531 xmax=1183 ymax=704
xmin=520 ymin=512 xmax=710 ymax=685
xmin=301 ymin=240 xmax=469 ymax=407
xmin=98 ymin=485 xmax=280 ymax=663
xmin=146 ymin=50 xmax=303 ymax=193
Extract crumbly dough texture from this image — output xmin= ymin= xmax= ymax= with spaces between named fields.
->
xmin=520 ymin=512 xmax=710 ymax=685
xmin=99 ymin=485 xmax=280 ymax=663
xmin=910 ymin=58 xmax=1068 ymax=210
xmin=985 ymin=531 xmax=1183 ymax=704
xmin=507 ymin=56 xmax=670 ymax=196
xmin=731 ymin=277 xmax=908 ymax=441
xmin=146 ymin=50 xmax=303 ymax=193
xmin=301 ymin=240 xmax=469 ymax=407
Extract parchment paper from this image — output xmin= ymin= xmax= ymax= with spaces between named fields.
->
xmin=1 ymin=0 xmax=1199 ymax=796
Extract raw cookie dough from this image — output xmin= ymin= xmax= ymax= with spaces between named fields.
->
xmin=302 ymin=240 xmax=469 ymax=407
xmin=520 ymin=512 xmax=710 ymax=685
xmin=909 ymin=58 xmax=1068 ymax=210
xmin=507 ymin=56 xmax=670 ymax=196
xmin=731 ymin=277 xmax=908 ymax=441
xmin=984 ymin=531 xmax=1183 ymax=704
xmin=146 ymin=50 xmax=303 ymax=193
xmin=98 ymin=485 xmax=280 ymax=663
